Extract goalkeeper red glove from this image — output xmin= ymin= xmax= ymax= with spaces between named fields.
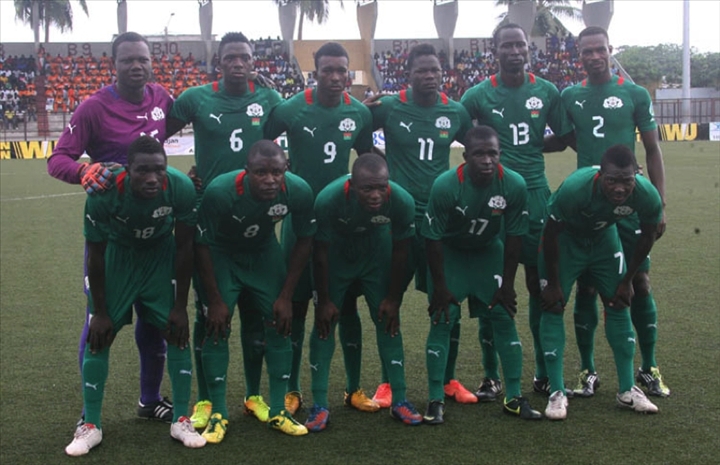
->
xmin=79 ymin=162 xmax=121 ymax=194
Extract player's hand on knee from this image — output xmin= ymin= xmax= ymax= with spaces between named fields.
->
xmin=206 ymin=302 xmax=231 ymax=344
xmin=166 ymin=306 xmax=190 ymax=349
xmin=378 ymin=299 xmax=400 ymax=336
xmin=656 ymin=210 xmax=667 ymax=240
xmin=489 ymin=286 xmax=517 ymax=318
xmin=79 ymin=162 xmax=121 ymax=195
xmin=272 ymin=297 xmax=293 ymax=337
xmin=609 ymin=280 xmax=634 ymax=309
xmin=428 ymin=288 xmax=457 ymax=325
xmin=87 ymin=313 xmax=114 ymax=353
xmin=540 ymin=285 xmax=565 ymax=313
xmin=315 ymin=301 xmax=339 ymax=340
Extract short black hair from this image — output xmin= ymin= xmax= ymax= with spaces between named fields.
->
xmin=218 ymin=32 xmax=251 ymax=58
xmin=407 ymin=43 xmax=438 ymax=71
xmin=600 ymin=144 xmax=637 ymax=171
xmin=112 ymin=32 xmax=149 ymax=60
xmin=492 ymin=22 xmax=528 ymax=46
xmin=463 ymin=125 xmax=499 ymax=148
xmin=352 ymin=153 xmax=388 ymax=178
xmin=246 ymin=139 xmax=286 ymax=166
xmin=578 ymin=26 xmax=609 ymax=43
xmin=314 ymin=42 xmax=349 ymax=70
xmin=127 ymin=135 xmax=166 ymax=166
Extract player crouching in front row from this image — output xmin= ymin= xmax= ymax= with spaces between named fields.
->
xmin=66 ymin=136 xmax=205 ymax=456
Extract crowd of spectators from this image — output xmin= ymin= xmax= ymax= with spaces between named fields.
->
xmin=0 ymin=54 xmax=37 ymax=130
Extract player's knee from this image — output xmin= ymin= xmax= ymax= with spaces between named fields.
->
xmin=633 ymin=272 xmax=651 ymax=297
xmin=525 ymin=268 xmax=541 ymax=297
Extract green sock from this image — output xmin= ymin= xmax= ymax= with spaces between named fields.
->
xmin=201 ymin=337 xmax=230 ymax=417
xmin=167 ymin=344 xmax=192 ymax=421
xmin=478 ymin=314 xmax=499 ymax=379
xmin=425 ymin=309 xmax=455 ymax=401
xmin=491 ymin=305 xmax=523 ymax=399
xmin=604 ymin=306 xmax=635 ymax=393
xmin=82 ymin=346 xmax=109 ymax=428
xmin=240 ymin=309 xmax=265 ymax=397
xmin=339 ymin=308 xmax=362 ymax=393
xmin=443 ymin=322 xmax=460 ymax=384
xmin=288 ymin=313 xmax=306 ymax=393
xmin=631 ymin=292 xmax=658 ymax=370
xmin=573 ymin=290 xmax=599 ymax=372
xmin=309 ymin=323 xmax=336 ymax=408
xmin=528 ymin=295 xmax=547 ymax=378
xmin=540 ymin=311 xmax=566 ymax=394
xmin=264 ymin=328 xmax=293 ymax=417
xmin=192 ymin=307 xmax=209 ymax=402
xmin=375 ymin=323 xmax=408 ymax=403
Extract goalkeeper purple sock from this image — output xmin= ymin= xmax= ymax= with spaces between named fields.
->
xmin=135 ymin=313 xmax=166 ymax=405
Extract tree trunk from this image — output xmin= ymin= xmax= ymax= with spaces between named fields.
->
xmin=32 ymin=2 xmax=40 ymax=60
xmin=44 ymin=20 xmax=50 ymax=44
xmin=298 ymin=14 xmax=304 ymax=40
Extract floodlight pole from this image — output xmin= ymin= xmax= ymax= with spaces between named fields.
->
xmin=165 ymin=12 xmax=176 ymax=51
xmin=681 ymin=0 xmax=691 ymax=125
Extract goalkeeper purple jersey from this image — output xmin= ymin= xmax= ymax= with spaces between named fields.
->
xmin=48 ymin=83 xmax=173 ymax=184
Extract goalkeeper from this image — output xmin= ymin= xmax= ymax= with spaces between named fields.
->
xmin=47 ymin=32 xmax=177 ymax=425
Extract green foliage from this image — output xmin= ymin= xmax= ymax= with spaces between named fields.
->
xmin=273 ymin=0 xmax=344 ymax=40
xmin=1 ymin=144 xmax=719 ymax=464
xmin=13 ymin=0 xmax=89 ymax=43
xmin=495 ymin=0 xmax=583 ymax=37
xmin=691 ymin=52 xmax=720 ymax=89
xmin=616 ymin=45 xmax=720 ymax=89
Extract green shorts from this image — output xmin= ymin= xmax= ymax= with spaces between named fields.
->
xmin=617 ymin=213 xmax=650 ymax=273
xmin=539 ymin=226 xmax=626 ymax=303
xmin=281 ymin=215 xmax=314 ymax=303
xmin=520 ymin=186 xmax=550 ymax=267
xmin=403 ymin=218 xmax=429 ymax=294
xmin=425 ymin=239 xmax=504 ymax=318
xmin=327 ymin=227 xmax=393 ymax=311
xmin=88 ymin=238 xmax=175 ymax=332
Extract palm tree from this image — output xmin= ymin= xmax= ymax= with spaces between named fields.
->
xmin=495 ymin=0 xmax=582 ymax=37
xmin=273 ymin=0 xmax=343 ymax=40
xmin=14 ymin=0 xmax=89 ymax=44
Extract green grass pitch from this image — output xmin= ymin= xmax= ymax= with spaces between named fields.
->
xmin=1 ymin=142 xmax=718 ymax=464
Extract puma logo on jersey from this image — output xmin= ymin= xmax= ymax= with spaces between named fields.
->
xmin=196 ymin=225 xmax=207 ymax=236
xmin=115 ymin=216 xmax=129 ymax=224
xmin=575 ymin=100 xmax=586 ymax=109
xmin=492 ymin=108 xmax=505 ymax=118
xmin=232 ymin=215 xmax=245 ymax=223
xmin=627 ymin=337 xmax=636 ymax=344
xmin=214 ymin=375 xmax=226 ymax=382
xmin=136 ymin=113 xmax=148 ymax=121
xmin=455 ymin=205 xmax=469 ymax=216
xmin=85 ymin=214 xmax=96 ymax=227
xmin=427 ymin=349 xmax=441 ymax=358
xmin=179 ymin=369 xmax=192 ymax=376
xmin=67 ymin=123 xmax=76 ymax=134
xmin=544 ymin=349 xmax=558 ymax=357
xmin=510 ymin=341 xmax=522 ymax=347
xmin=310 ymin=363 xmax=319 ymax=371
xmin=390 ymin=359 xmax=403 ymax=367
xmin=281 ymin=374 xmax=291 ymax=380
xmin=647 ymin=323 xmax=658 ymax=329
xmin=303 ymin=126 xmax=317 ymax=137
xmin=209 ymin=113 xmax=223 ymax=124
xmin=425 ymin=212 xmax=433 ymax=226
xmin=399 ymin=121 xmax=413 ymax=132
xmin=84 ymin=382 xmax=99 ymax=391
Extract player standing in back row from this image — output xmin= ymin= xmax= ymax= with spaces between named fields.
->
xmin=369 ymin=43 xmax=474 ymax=407
xmin=264 ymin=42 xmax=376 ymax=414
xmin=545 ymin=26 xmax=669 ymax=399
xmin=461 ymin=24 xmax=573 ymax=401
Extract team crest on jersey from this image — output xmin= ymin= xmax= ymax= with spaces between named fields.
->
xmin=613 ymin=205 xmax=634 ymax=216
xmin=247 ymin=103 xmax=264 ymax=125
xmin=267 ymin=203 xmax=288 ymax=221
xmin=603 ymin=96 xmax=624 ymax=109
xmin=526 ymin=96 xmax=543 ymax=118
xmin=370 ymin=215 xmax=391 ymax=224
xmin=339 ymin=118 xmax=356 ymax=140
xmin=152 ymin=206 xmax=173 ymax=218
xmin=151 ymin=107 xmax=165 ymax=121
xmin=435 ymin=116 xmax=451 ymax=138
xmin=488 ymin=195 xmax=506 ymax=215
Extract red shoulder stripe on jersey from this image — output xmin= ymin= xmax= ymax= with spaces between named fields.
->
xmin=343 ymin=92 xmax=351 ymax=105
xmin=528 ymin=73 xmax=536 ymax=84
xmin=399 ymin=89 xmax=408 ymax=103
xmin=456 ymin=163 xmax=466 ymax=183
xmin=581 ymin=79 xmax=587 ymax=87
xmin=592 ymin=170 xmax=601 ymax=190
xmin=305 ymin=88 xmax=313 ymax=105
xmin=162 ymin=176 xmax=168 ymax=191
xmin=617 ymin=76 xmax=625 ymax=86
xmin=440 ymin=92 xmax=448 ymax=105
xmin=212 ymin=81 xmax=220 ymax=92
xmin=343 ymin=179 xmax=351 ymax=199
xmin=249 ymin=81 xmax=256 ymax=93
xmin=281 ymin=180 xmax=287 ymax=193
xmin=490 ymin=74 xmax=499 ymax=87
xmin=116 ymin=171 xmax=127 ymax=194
xmin=235 ymin=171 xmax=247 ymax=195
xmin=386 ymin=184 xmax=392 ymax=200
xmin=497 ymin=163 xmax=505 ymax=180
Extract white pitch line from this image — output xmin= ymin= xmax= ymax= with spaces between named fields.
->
xmin=0 ymin=192 xmax=84 ymax=202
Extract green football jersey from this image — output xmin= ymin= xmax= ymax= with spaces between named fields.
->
xmin=461 ymin=73 xmax=571 ymax=189
xmin=422 ymin=163 xmax=528 ymax=250
xmin=371 ymin=89 xmax=472 ymax=215
xmin=547 ymin=167 xmax=662 ymax=239
xmin=84 ymin=166 xmax=197 ymax=249
xmin=561 ymin=75 xmax=658 ymax=168
xmin=264 ymin=89 xmax=373 ymax=197
xmin=196 ymin=170 xmax=316 ymax=254
xmin=170 ymin=80 xmax=283 ymax=190
xmin=314 ymin=175 xmax=416 ymax=243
